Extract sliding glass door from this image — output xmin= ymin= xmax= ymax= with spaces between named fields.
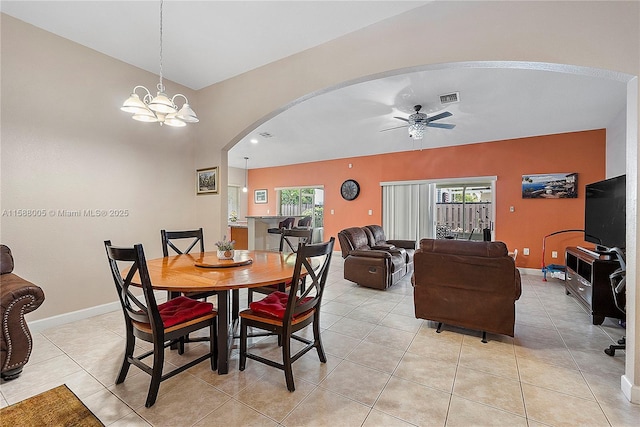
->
xmin=382 ymin=177 xmax=496 ymax=242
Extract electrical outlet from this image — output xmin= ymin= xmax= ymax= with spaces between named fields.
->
xmin=551 ymin=251 xmax=558 ymax=259
xmin=523 ymin=247 xmax=530 ymax=256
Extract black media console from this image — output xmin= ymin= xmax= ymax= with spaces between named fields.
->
xmin=565 ymin=246 xmax=624 ymax=325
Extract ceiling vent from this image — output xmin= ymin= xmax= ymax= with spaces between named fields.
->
xmin=439 ymin=92 xmax=460 ymax=105
xmin=258 ymin=132 xmax=274 ymax=138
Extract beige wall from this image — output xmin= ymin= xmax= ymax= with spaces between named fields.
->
xmin=1 ymin=15 xmax=200 ymax=319
xmin=1 ymin=1 xmax=639 ymax=401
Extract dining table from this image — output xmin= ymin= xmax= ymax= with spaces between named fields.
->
xmin=142 ymin=250 xmax=298 ymax=374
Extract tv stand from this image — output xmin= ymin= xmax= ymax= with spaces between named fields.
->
xmin=565 ymin=247 xmax=624 ymax=325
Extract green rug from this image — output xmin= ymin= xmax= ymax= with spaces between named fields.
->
xmin=0 ymin=384 xmax=103 ymax=426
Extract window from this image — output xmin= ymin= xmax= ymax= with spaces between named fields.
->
xmin=382 ymin=177 xmax=495 ymax=241
xmin=228 ymin=186 xmax=240 ymax=221
xmin=276 ymin=187 xmax=324 ymax=227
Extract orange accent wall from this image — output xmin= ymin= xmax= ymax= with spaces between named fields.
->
xmin=247 ymin=129 xmax=606 ymax=270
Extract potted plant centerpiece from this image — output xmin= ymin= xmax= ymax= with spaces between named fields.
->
xmin=215 ymin=236 xmax=235 ymax=260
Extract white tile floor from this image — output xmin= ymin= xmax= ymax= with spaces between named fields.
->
xmin=2 ymin=254 xmax=639 ymax=426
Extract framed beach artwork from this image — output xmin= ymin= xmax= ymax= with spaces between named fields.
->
xmin=522 ymin=173 xmax=578 ymax=199
xmin=254 ymin=189 xmax=268 ymax=204
xmin=197 ymin=167 xmax=218 ymax=194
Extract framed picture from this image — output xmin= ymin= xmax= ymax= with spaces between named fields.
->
xmin=197 ymin=167 xmax=218 ymax=195
xmin=522 ymin=173 xmax=578 ymax=199
xmin=254 ymin=189 xmax=268 ymax=204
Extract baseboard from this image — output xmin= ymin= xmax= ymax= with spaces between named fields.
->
xmin=28 ymin=291 xmax=164 ymax=333
xmin=621 ymin=374 xmax=640 ymax=404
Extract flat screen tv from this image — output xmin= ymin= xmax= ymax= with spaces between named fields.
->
xmin=584 ymin=174 xmax=626 ymax=251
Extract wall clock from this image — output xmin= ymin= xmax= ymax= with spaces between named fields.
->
xmin=341 ymin=179 xmax=360 ymax=201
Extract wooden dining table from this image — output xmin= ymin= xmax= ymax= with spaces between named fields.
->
xmin=143 ymin=250 xmax=298 ymax=374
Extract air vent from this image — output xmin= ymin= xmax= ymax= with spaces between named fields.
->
xmin=258 ymin=132 xmax=274 ymax=138
xmin=439 ymin=92 xmax=460 ymax=104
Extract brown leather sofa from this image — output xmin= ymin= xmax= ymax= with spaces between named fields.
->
xmin=338 ymin=226 xmax=415 ymax=290
xmin=1 ymin=244 xmax=45 ymax=380
xmin=413 ymin=238 xmax=521 ymax=338
xmin=364 ymin=225 xmax=415 ymax=271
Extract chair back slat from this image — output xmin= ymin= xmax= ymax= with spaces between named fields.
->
xmin=284 ymin=238 xmax=335 ymax=321
xmin=281 ymin=228 xmax=313 ymax=253
xmin=161 ymin=228 xmax=205 ymax=257
xmin=104 ymin=241 xmax=163 ymax=330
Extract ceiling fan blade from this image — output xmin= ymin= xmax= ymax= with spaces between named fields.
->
xmin=393 ymin=116 xmax=410 ymax=122
xmin=426 ymin=122 xmax=456 ymax=129
xmin=380 ymin=125 xmax=408 ymax=132
xmin=427 ymin=111 xmax=453 ymax=122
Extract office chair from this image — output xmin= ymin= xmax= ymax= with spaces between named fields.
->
xmin=605 ymin=247 xmax=626 ymax=357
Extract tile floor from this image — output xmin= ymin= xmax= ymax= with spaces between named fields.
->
xmin=2 ymin=254 xmax=639 ymax=426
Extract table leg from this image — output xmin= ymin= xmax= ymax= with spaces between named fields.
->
xmin=215 ymin=289 xmax=241 ymax=374
xmin=217 ymin=290 xmax=231 ymax=374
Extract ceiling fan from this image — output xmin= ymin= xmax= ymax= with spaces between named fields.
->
xmin=381 ymin=105 xmax=455 ymax=139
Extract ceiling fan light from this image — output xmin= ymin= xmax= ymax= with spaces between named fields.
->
xmin=408 ymin=123 xmax=425 ymax=140
xmin=149 ymin=92 xmax=177 ymax=114
xmin=176 ymin=103 xmax=199 ymax=123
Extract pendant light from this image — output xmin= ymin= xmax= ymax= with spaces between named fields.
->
xmin=121 ymin=0 xmax=198 ymax=127
xmin=242 ymin=157 xmax=249 ymax=193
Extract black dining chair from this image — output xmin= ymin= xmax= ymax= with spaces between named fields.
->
xmin=160 ymin=228 xmax=216 ymax=301
xmin=104 ymin=240 xmax=217 ymax=407
xmin=247 ymin=228 xmax=313 ymax=304
xmin=239 ymin=237 xmax=335 ymax=391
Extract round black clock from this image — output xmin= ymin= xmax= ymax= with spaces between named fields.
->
xmin=341 ymin=179 xmax=360 ymax=201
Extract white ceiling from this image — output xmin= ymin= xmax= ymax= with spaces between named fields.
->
xmin=2 ymin=1 xmax=627 ymax=170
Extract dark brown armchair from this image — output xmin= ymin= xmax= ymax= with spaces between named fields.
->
xmin=338 ymin=227 xmax=413 ymax=290
xmin=412 ymin=238 xmax=521 ymax=340
xmin=1 ymin=245 xmax=45 ymax=380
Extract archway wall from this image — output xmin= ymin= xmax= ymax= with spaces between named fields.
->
xmin=192 ymin=1 xmax=639 ymax=402
xmin=194 ymin=0 xmax=638 ymax=250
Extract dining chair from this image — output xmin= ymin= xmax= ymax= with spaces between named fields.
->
xmin=160 ymin=228 xmax=215 ymax=301
xmin=247 ymin=228 xmax=313 ymax=304
xmin=104 ymin=241 xmax=217 ymax=407
xmin=239 ymin=237 xmax=335 ymax=391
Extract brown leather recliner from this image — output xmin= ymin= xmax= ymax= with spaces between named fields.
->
xmin=364 ymin=225 xmax=415 ymax=272
xmin=412 ymin=238 xmax=521 ymax=338
xmin=338 ymin=227 xmax=414 ymax=290
xmin=1 ymin=244 xmax=45 ymax=380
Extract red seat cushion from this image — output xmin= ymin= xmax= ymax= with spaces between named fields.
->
xmin=158 ymin=296 xmax=215 ymax=328
xmin=249 ymin=291 xmax=312 ymax=319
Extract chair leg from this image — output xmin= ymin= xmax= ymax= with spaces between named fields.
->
xmin=116 ymin=325 xmax=135 ymax=384
xmin=481 ymin=331 xmax=488 ymax=344
xmin=313 ymin=316 xmax=327 ymax=363
xmin=436 ymin=322 xmax=443 ymax=333
xmin=239 ymin=320 xmax=248 ymax=371
xmin=247 ymin=289 xmax=254 ymax=304
xmin=145 ymin=340 xmax=165 ymax=408
xmin=282 ymin=333 xmax=295 ymax=392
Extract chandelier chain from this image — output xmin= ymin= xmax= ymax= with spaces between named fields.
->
xmin=158 ymin=0 xmax=164 ymax=92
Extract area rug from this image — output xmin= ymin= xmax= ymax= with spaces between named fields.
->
xmin=0 ymin=384 xmax=103 ymax=426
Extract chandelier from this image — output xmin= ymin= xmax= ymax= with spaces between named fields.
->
xmin=120 ymin=0 xmax=198 ymax=127
xmin=407 ymin=111 xmax=427 ymax=140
